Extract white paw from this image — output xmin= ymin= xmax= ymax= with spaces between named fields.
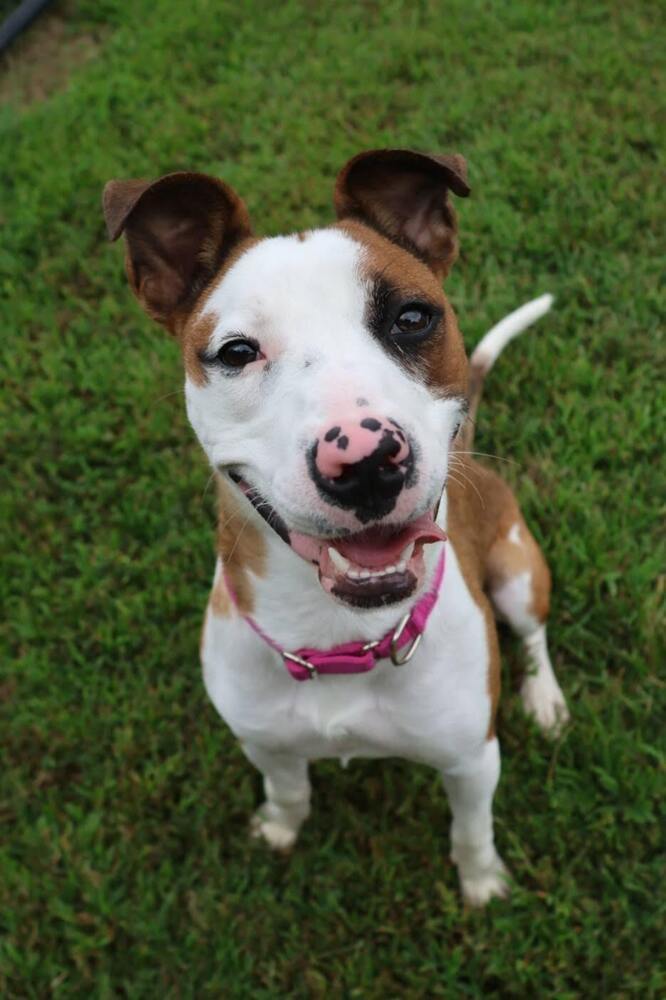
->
xmin=521 ymin=673 xmax=570 ymax=737
xmin=459 ymin=856 xmax=510 ymax=907
xmin=250 ymin=806 xmax=299 ymax=851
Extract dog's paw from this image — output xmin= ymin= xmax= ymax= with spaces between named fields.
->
xmin=250 ymin=805 xmax=299 ymax=851
xmin=459 ymin=856 xmax=510 ymax=907
xmin=521 ymin=672 xmax=570 ymax=737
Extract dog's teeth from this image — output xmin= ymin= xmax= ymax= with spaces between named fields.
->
xmin=328 ymin=547 xmax=351 ymax=574
xmin=334 ymin=556 xmax=408 ymax=584
xmin=399 ymin=541 xmax=416 ymax=563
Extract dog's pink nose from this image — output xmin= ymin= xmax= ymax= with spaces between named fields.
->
xmin=315 ymin=416 xmax=410 ymax=479
xmin=309 ymin=416 xmax=413 ymax=521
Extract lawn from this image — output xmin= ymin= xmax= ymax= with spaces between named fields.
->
xmin=1 ymin=0 xmax=664 ymax=996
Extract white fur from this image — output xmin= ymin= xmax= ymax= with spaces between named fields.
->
xmin=521 ymin=626 xmax=570 ymax=737
xmin=471 ymin=294 xmax=554 ymax=374
xmin=492 ymin=570 xmax=538 ymax=636
xmin=507 ymin=522 xmax=522 ymax=546
xmin=490 ymin=571 xmax=569 ymax=736
xmin=444 ymin=739 xmax=510 ymax=905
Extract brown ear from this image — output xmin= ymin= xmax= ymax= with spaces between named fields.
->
xmin=334 ymin=148 xmax=470 ymax=277
xmin=102 ymin=172 xmax=252 ymax=331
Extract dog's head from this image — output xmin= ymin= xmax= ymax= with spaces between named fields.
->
xmin=104 ymin=150 xmax=471 ymax=610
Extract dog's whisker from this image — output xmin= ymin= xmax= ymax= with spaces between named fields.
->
xmin=445 ymin=472 xmax=467 ymax=494
xmin=447 ymin=472 xmax=485 ymax=510
xmin=225 ymin=513 xmax=252 ymax=565
xmin=454 ymin=450 xmax=517 ymax=466
xmin=446 ymin=466 xmax=486 ymax=508
xmin=150 ymin=387 xmax=186 ymax=408
xmin=201 ymin=471 xmax=216 ymax=501
xmin=216 ymin=503 xmax=248 ymax=536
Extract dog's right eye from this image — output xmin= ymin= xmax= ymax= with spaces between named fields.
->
xmin=216 ymin=338 xmax=260 ymax=369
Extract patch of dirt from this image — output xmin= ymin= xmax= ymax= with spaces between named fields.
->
xmin=0 ymin=3 xmax=106 ymax=107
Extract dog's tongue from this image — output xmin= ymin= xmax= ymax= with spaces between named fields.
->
xmin=333 ymin=513 xmax=446 ymax=568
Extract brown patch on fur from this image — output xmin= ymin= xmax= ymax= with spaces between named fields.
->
xmin=530 ymin=558 xmax=551 ymax=623
xmin=340 ymin=219 xmax=468 ymax=399
xmin=459 ymin=360 xmax=485 ymax=451
xmin=448 ymin=522 xmax=502 ymax=739
xmin=210 ymin=574 xmax=232 ymax=618
xmin=446 ymin=455 xmax=551 ymax=737
xmin=431 ymin=298 xmax=469 ymax=400
xmin=485 ymin=503 xmax=551 ymax=625
xmin=215 ymin=476 xmax=267 ymax=615
xmin=182 ymin=312 xmax=216 ymax=387
xmin=340 ymin=218 xmax=444 ymax=296
xmin=446 ymin=460 xmax=506 ymax=738
xmin=180 ymin=236 xmax=262 ymax=384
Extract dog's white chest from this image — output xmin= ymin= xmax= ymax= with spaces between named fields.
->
xmin=201 ymin=546 xmax=492 ymax=767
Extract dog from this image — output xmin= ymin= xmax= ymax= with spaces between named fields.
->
xmin=103 ymin=149 xmax=569 ymax=905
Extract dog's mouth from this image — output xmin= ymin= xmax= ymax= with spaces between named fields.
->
xmin=229 ymin=473 xmax=445 ymax=609
xmin=290 ymin=515 xmax=445 ymax=608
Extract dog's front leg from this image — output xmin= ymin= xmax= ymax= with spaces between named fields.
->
xmin=242 ymin=743 xmax=311 ymax=851
xmin=441 ymin=737 xmax=509 ymax=906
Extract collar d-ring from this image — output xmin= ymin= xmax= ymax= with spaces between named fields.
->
xmin=390 ymin=613 xmax=422 ymax=666
xmin=283 ymin=650 xmax=318 ymax=679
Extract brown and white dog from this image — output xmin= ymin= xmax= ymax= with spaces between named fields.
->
xmin=103 ymin=149 xmax=569 ymax=905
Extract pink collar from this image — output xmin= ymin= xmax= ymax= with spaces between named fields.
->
xmin=224 ymin=546 xmax=446 ymax=681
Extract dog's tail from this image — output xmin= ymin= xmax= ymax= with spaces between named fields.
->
xmin=461 ymin=293 xmax=554 ymax=449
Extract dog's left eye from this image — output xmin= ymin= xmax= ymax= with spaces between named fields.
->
xmin=391 ymin=305 xmax=435 ymax=339
xmin=216 ymin=338 xmax=260 ymax=369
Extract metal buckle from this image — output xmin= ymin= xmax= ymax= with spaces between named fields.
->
xmin=362 ymin=639 xmax=380 ymax=652
xmin=283 ymin=651 xmax=318 ymax=679
xmin=390 ymin=613 xmax=422 ymax=666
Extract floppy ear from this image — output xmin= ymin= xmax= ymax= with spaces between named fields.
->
xmin=102 ymin=172 xmax=252 ymax=331
xmin=334 ymin=148 xmax=470 ymax=277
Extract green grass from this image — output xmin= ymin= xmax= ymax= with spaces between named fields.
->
xmin=1 ymin=0 xmax=664 ymax=995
